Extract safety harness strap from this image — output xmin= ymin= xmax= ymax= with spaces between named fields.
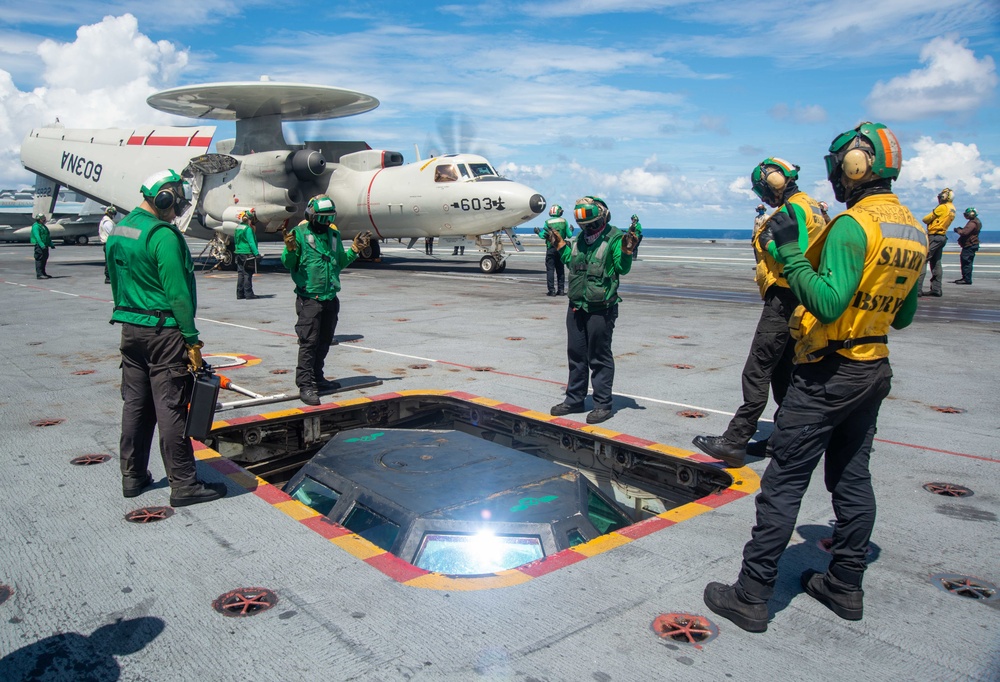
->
xmin=807 ymin=335 xmax=888 ymax=361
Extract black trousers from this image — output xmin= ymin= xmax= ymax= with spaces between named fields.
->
xmin=959 ymin=246 xmax=978 ymax=283
xmin=917 ymin=234 xmax=947 ymax=294
xmin=564 ymin=304 xmax=618 ymax=409
xmin=119 ymin=324 xmax=197 ymax=490
xmin=737 ymin=356 xmax=892 ymax=600
xmin=545 ymin=248 xmax=565 ymax=293
xmin=723 ymin=286 xmax=797 ymax=445
xmin=295 ymin=296 xmax=340 ymax=389
xmin=33 ymin=245 xmax=49 ymax=277
xmin=103 ymin=242 xmax=109 ymax=281
xmin=236 ymin=255 xmax=256 ymax=298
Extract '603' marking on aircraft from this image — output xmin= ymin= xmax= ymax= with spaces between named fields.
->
xmin=20 ymin=80 xmax=546 ymax=273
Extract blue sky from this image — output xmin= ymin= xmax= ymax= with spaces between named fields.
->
xmin=1 ymin=0 xmax=997 ymax=229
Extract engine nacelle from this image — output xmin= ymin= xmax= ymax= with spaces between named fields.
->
xmin=338 ymin=150 xmax=404 ymax=172
xmin=287 ymin=149 xmax=326 ymax=181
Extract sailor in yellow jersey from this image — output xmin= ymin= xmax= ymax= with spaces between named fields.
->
xmin=704 ymin=122 xmax=927 ymax=633
xmin=916 ymin=187 xmax=955 ymax=297
xmin=693 ymin=158 xmax=827 ymax=467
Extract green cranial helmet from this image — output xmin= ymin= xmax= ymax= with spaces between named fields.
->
xmin=825 ymin=122 xmax=902 ymax=183
xmin=964 ymin=207 xmax=977 ymax=218
xmin=573 ymin=196 xmax=610 ymax=227
xmin=751 ymin=157 xmax=800 ymax=203
xmin=105 ymin=206 xmax=117 ymax=217
xmin=305 ymin=194 xmax=337 ymax=224
xmin=140 ymin=169 xmax=191 ymax=212
xmin=549 ymin=205 xmax=563 ymax=218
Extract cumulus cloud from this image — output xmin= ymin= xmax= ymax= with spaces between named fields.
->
xmin=768 ymin=102 xmax=827 ymax=124
xmin=0 ymin=14 xmax=187 ymax=185
xmin=727 ymin=176 xmax=756 ymax=201
xmin=896 ymin=136 xmax=1000 ymax=196
xmin=866 ymin=36 xmax=997 ymax=120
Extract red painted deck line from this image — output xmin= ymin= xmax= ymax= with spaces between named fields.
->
xmin=365 ymin=552 xmax=431 ymax=582
xmin=516 ymin=548 xmax=587 ymax=577
xmin=615 ymin=516 xmax=676 ymax=539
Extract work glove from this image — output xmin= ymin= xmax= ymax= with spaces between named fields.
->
xmin=546 ymin=229 xmax=565 ymax=251
xmin=769 ymin=201 xmax=800 ymax=249
xmin=283 ymin=229 xmax=298 ymax=252
xmin=185 ymin=341 xmax=204 ymax=373
xmin=352 ymin=230 xmax=372 ymax=253
xmin=757 ymin=224 xmax=774 ymax=252
xmin=622 ymin=230 xmax=639 ymax=255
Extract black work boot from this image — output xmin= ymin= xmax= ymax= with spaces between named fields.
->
xmin=745 ymin=438 xmax=770 ymax=458
xmin=317 ymin=378 xmax=341 ymax=392
xmin=801 ymin=569 xmax=864 ymax=620
xmin=550 ymin=402 xmax=585 ymax=416
xmin=703 ymin=582 xmax=768 ymax=632
xmin=692 ymin=435 xmax=746 ymax=467
xmin=300 ymin=386 xmax=321 ymax=406
xmin=586 ymin=407 xmax=614 ymax=424
xmin=169 ymin=481 xmax=227 ymax=508
xmin=123 ymin=471 xmax=154 ymax=498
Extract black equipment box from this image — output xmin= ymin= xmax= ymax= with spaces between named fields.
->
xmin=184 ymin=371 xmax=221 ymax=440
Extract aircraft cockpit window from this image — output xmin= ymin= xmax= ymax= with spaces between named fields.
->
xmin=586 ymin=489 xmax=631 ymax=534
xmin=343 ymin=503 xmax=399 ymax=551
xmin=458 ymin=164 xmax=470 ymax=178
xmin=289 ymin=477 xmax=340 ymax=517
xmin=434 ymin=164 xmax=459 ymax=182
xmin=413 ymin=532 xmax=544 ymax=575
xmin=468 ymin=163 xmax=498 ymax=178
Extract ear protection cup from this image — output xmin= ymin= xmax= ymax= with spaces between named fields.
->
xmin=842 ymin=148 xmax=871 ymax=181
xmin=153 ymin=189 xmax=176 ymax=210
xmin=765 ymin=170 xmax=786 ymax=191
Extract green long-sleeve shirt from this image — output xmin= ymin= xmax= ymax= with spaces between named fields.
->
xmin=776 ymin=216 xmax=919 ymax=330
xmin=30 ymin=221 xmax=53 ymax=248
xmin=281 ymin=222 xmax=358 ymax=300
xmin=234 ymin=223 xmax=260 ymax=256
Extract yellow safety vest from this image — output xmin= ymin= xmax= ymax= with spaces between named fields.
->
xmin=752 ymin=192 xmax=827 ymax=299
xmin=923 ymin=202 xmax=955 ymax=235
xmin=789 ymin=194 xmax=927 ymax=364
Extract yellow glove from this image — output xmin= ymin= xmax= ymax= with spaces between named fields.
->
xmin=546 ymin=229 xmax=565 ymax=251
xmin=622 ymin=230 xmax=639 ymax=255
xmin=185 ymin=341 xmax=204 ymax=373
xmin=352 ymin=231 xmax=372 ymax=253
xmin=283 ymin=229 xmax=298 ymax=252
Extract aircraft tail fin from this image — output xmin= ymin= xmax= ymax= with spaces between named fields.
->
xmin=32 ymin=176 xmax=59 ymax=217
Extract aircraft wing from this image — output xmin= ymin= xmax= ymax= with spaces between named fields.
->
xmin=21 ymin=125 xmax=216 ymax=211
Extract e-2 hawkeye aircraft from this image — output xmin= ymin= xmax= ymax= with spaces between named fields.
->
xmin=20 ymin=80 xmax=547 ymax=273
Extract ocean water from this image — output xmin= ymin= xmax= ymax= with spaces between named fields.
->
xmin=517 ymin=227 xmax=1000 ymax=244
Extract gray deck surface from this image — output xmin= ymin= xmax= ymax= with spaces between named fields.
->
xmin=1 ymin=235 xmax=998 ymax=681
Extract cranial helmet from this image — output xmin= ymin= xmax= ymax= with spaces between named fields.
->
xmin=964 ymin=207 xmax=977 ymax=218
xmin=34 ymin=213 xmax=47 ymax=222
xmin=574 ymin=196 xmax=610 ymax=228
xmin=305 ymin=195 xmax=336 ymax=224
xmin=549 ymin=205 xmax=563 ymax=218
xmin=140 ymin=169 xmax=191 ymax=213
xmin=824 ymin=122 xmax=901 ymax=202
xmin=105 ymin=206 xmax=117 ymax=217
xmin=237 ymin=208 xmax=258 ymax=225
xmin=938 ymin=188 xmax=954 ymax=203
xmin=751 ymin=157 xmax=800 ymax=205
xmin=819 ymin=201 xmax=829 ymax=211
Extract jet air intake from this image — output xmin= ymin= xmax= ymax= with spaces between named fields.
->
xmin=288 ymin=149 xmax=327 ymax=181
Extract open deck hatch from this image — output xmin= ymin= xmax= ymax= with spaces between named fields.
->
xmin=205 ymin=394 xmax=734 ymax=577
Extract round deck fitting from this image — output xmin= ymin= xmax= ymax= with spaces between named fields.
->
xmin=677 ymin=410 xmax=706 ymax=418
xmin=70 ymin=454 xmax=111 ymax=465
xmin=931 ymin=406 xmax=965 ymax=414
xmin=923 ymin=482 xmax=973 ymax=497
xmin=72 ymin=370 xmax=96 ymax=375
xmin=930 ymin=573 xmax=998 ymax=601
xmin=393 ymin=318 xmax=410 ymax=322
xmin=506 ymin=337 xmax=525 ymax=341
xmin=669 ymin=335 xmax=689 ymax=339
xmin=212 ymin=588 xmax=279 ymax=617
xmin=652 ymin=613 xmax=718 ymax=646
xmin=0 ymin=584 xmax=12 ymax=607
xmin=31 ymin=418 xmax=65 ymax=427
xmin=408 ymin=364 xmax=430 ymax=370
xmin=270 ymin=369 xmax=289 ymax=374
xmin=125 ymin=507 xmax=175 ymax=524
xmin=671 ymin=364 xmax=694 ymax=369
xmin=472 ymin=366 xmax=494 ymax=372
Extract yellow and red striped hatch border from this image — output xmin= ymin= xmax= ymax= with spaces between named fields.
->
xmin=195 ymin=389 xmax=761 ymax=591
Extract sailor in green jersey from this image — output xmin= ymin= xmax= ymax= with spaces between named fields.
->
xmin=693 ymin=157 xmax=826 ymax=467
xmin=538 ymin=204 xmax=573 ymax=296
xmin=233 ymin=208 xmax=261 ymax=300
xmin=547 ymin=196 xmax=637 ymax=425
xmin=282 ymin=195 xmax=372 ymax=406
xmin=705 ymin=122 xmax=927 ymax=633
xmin=30 ymin=214 xmax=54 ymax=279
xmin=107 ymin=169 xmax=227 ymax=508
xmin=628 ymin=214 xmax=643 ymax=259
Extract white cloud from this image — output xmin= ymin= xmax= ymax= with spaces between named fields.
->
xmin=866 ymin=36 xmax=997 ymax=120
xmin=768 ymin=102 xmax=827 ymax=124
xmin=896 ymin=136 xmax=999 ymax=197
xmin=727 ymin=176 xmax=756 ymax=201
xmin=0 ymin=14 xmax=187 ymax=186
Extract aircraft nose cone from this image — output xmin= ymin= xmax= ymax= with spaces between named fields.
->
xmin=529 ymin=194 xmax=546 ymax=215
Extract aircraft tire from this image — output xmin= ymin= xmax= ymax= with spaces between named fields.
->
xmin=76 ymin=235 xmax=89 ymax=246
xmin=496 ymin=260 xmax=507 ymax=273
xmin=480 ymin=256 xmax=498 ymax=274
xmin=360 ymin=240 xmax=381 ymax=261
